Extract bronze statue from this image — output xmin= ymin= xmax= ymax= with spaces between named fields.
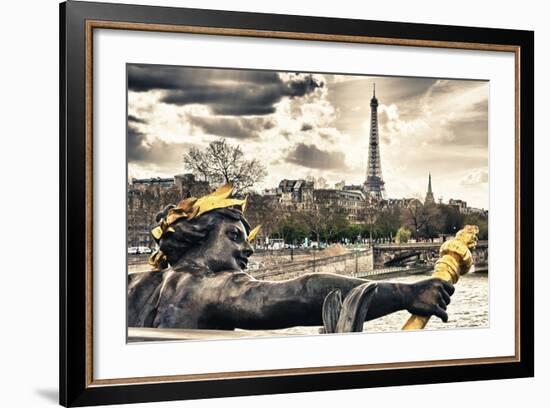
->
xmin=128 ymin=185 xmax=461 ymax=333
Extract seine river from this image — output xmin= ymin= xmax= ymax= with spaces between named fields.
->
xmin=245 ymin=272 xmax=489 ymax=336
xmin=362 ymin=272 xmax=489 ymax=332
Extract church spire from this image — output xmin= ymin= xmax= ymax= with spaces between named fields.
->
xmin=425 ymin=172 xmax=435 ymax=205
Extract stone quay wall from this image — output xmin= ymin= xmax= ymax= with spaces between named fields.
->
xmin=251 ymin=250 xmax=373 ymax=281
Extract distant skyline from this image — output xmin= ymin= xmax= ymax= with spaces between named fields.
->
xmin=127 ymin=64 xmax=489 ymax=209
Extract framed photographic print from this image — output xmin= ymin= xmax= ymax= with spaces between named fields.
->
xmin=60 ymin=0 xmax=534 ymax=406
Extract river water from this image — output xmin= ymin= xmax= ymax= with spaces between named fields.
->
xmin=246 ymin=272 xmax=489 ymax=336
xmin=362 ymin=272 xmax=489 ymax=332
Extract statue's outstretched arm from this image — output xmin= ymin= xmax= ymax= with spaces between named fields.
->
xmin=210 ymin=273 xmax=453 ymax=330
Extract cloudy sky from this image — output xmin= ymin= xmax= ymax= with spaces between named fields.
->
xmin=127 ymin=64 xmax=489 ymax=209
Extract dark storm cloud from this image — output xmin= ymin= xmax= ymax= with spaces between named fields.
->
xmin=127 ymin=125 xmax=148 ymax=162
xmin=428 ymin=79 xmax=487 ymax=99
xmin=128 ymin=65 xmax=324 ymax=116
xmin=411 ymin=150 xmax=487 ymax=170
xmin=382 ymin=77 xmax=439 ymax=102
xmin=404 ymin=80 xmax=488 ymax=122
xmin=328 ymin=76 xmax=439 ymax=134
xmin=127 ymin=124 xmax=190 ymax=166
xmin=128 ymin=114 xmax=146 ymax=124
xmin=187 ymin=115 xmax=275 ymax=139
xmin=330 ymin=76 xmax=437 ymax=106
xmin=472 ymin=99 xmax=488 ymax=112
xmin=128 ymin=65 xmax=279 ymax=91
xmin=285 ymin=143 xmax=346 ymax=170
xmin=446 ymin=117 xmax=488 ymax=147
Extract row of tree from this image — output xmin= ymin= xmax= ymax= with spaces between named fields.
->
xmin=245 ymin=194 xmax=488 ymax=245
xmin=399 ymin=201 xmax=488 ymax=241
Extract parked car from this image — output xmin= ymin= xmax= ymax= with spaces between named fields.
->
xmin=268 ymin=238 xmax=285 ymax=250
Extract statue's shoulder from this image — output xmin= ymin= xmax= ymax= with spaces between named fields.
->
xmin=128 ymin=270 xmax=164 ymax=287
xmin=228 ymin=271 xmax=254 ymax=282
xmin=198 ymin=270 xmax=254 ymax=285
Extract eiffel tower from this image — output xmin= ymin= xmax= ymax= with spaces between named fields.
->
xmin=363 ymin=84 xmax=385 ymax=200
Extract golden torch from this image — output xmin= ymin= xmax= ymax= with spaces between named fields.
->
xmin=401 ymin=225 xmax=480 ymax=330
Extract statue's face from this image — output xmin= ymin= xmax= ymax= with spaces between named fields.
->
xmin=197 ymin=218 xmax=254 ymax=272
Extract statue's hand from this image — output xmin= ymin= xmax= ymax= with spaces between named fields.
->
xmin=404 ymin=278 xmax=455 ymax=323
xmin=456 ymin=224 xmax=479 ymax=250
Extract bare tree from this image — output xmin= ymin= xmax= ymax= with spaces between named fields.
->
xmin=400 ymin=199 xmax=443 ymax=240
xmin=400 ymin=199 xmax=424 ymax=237
xmin=363 ymin=206 xmax=378 ymax=245
xmin=301 ymin=205 xmax=327 ymax=245
xmin=183 ymin=139 xmax=267 ymax=195
xmin=246 ymin=193 xmax=283 ymax=241
xmin=322 ymin=212 xmax=349 ymax=243
xmin=375 ymin=206 xmax=401 ymax=240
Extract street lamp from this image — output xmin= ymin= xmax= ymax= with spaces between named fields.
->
xmin=369 ymin=224 xmax=373 ymax=247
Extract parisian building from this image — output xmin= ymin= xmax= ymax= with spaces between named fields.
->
xmin=127 ymin=174 xmax=210 ymax=248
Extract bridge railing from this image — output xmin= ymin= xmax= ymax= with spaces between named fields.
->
xmin=353 ymin=265 xmax=432 ymax=279
xmin=354 ymin=266 xmax=407 ymax=277
xmin=374 ymin=240 xmax=488 ymax=250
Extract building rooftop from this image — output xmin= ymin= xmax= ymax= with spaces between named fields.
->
xmin=131 ymin=177 xmax=174 ymax=185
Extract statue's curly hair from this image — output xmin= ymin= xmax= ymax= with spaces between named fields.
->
xmin=154 ymin=205 xmax=251 ymax=266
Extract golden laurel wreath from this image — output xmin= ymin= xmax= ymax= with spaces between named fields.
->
xmin=148 ymin=184 xmax=261 ymax=270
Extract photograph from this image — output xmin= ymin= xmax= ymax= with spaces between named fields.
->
xmin=56 ymin=1 xmax=535 ymax=405
xmin=126 ymin=64 xmax=490 ymax=341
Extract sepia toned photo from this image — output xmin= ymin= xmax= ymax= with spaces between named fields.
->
xmin=126 ymin=64 xmax=489 ymax=342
